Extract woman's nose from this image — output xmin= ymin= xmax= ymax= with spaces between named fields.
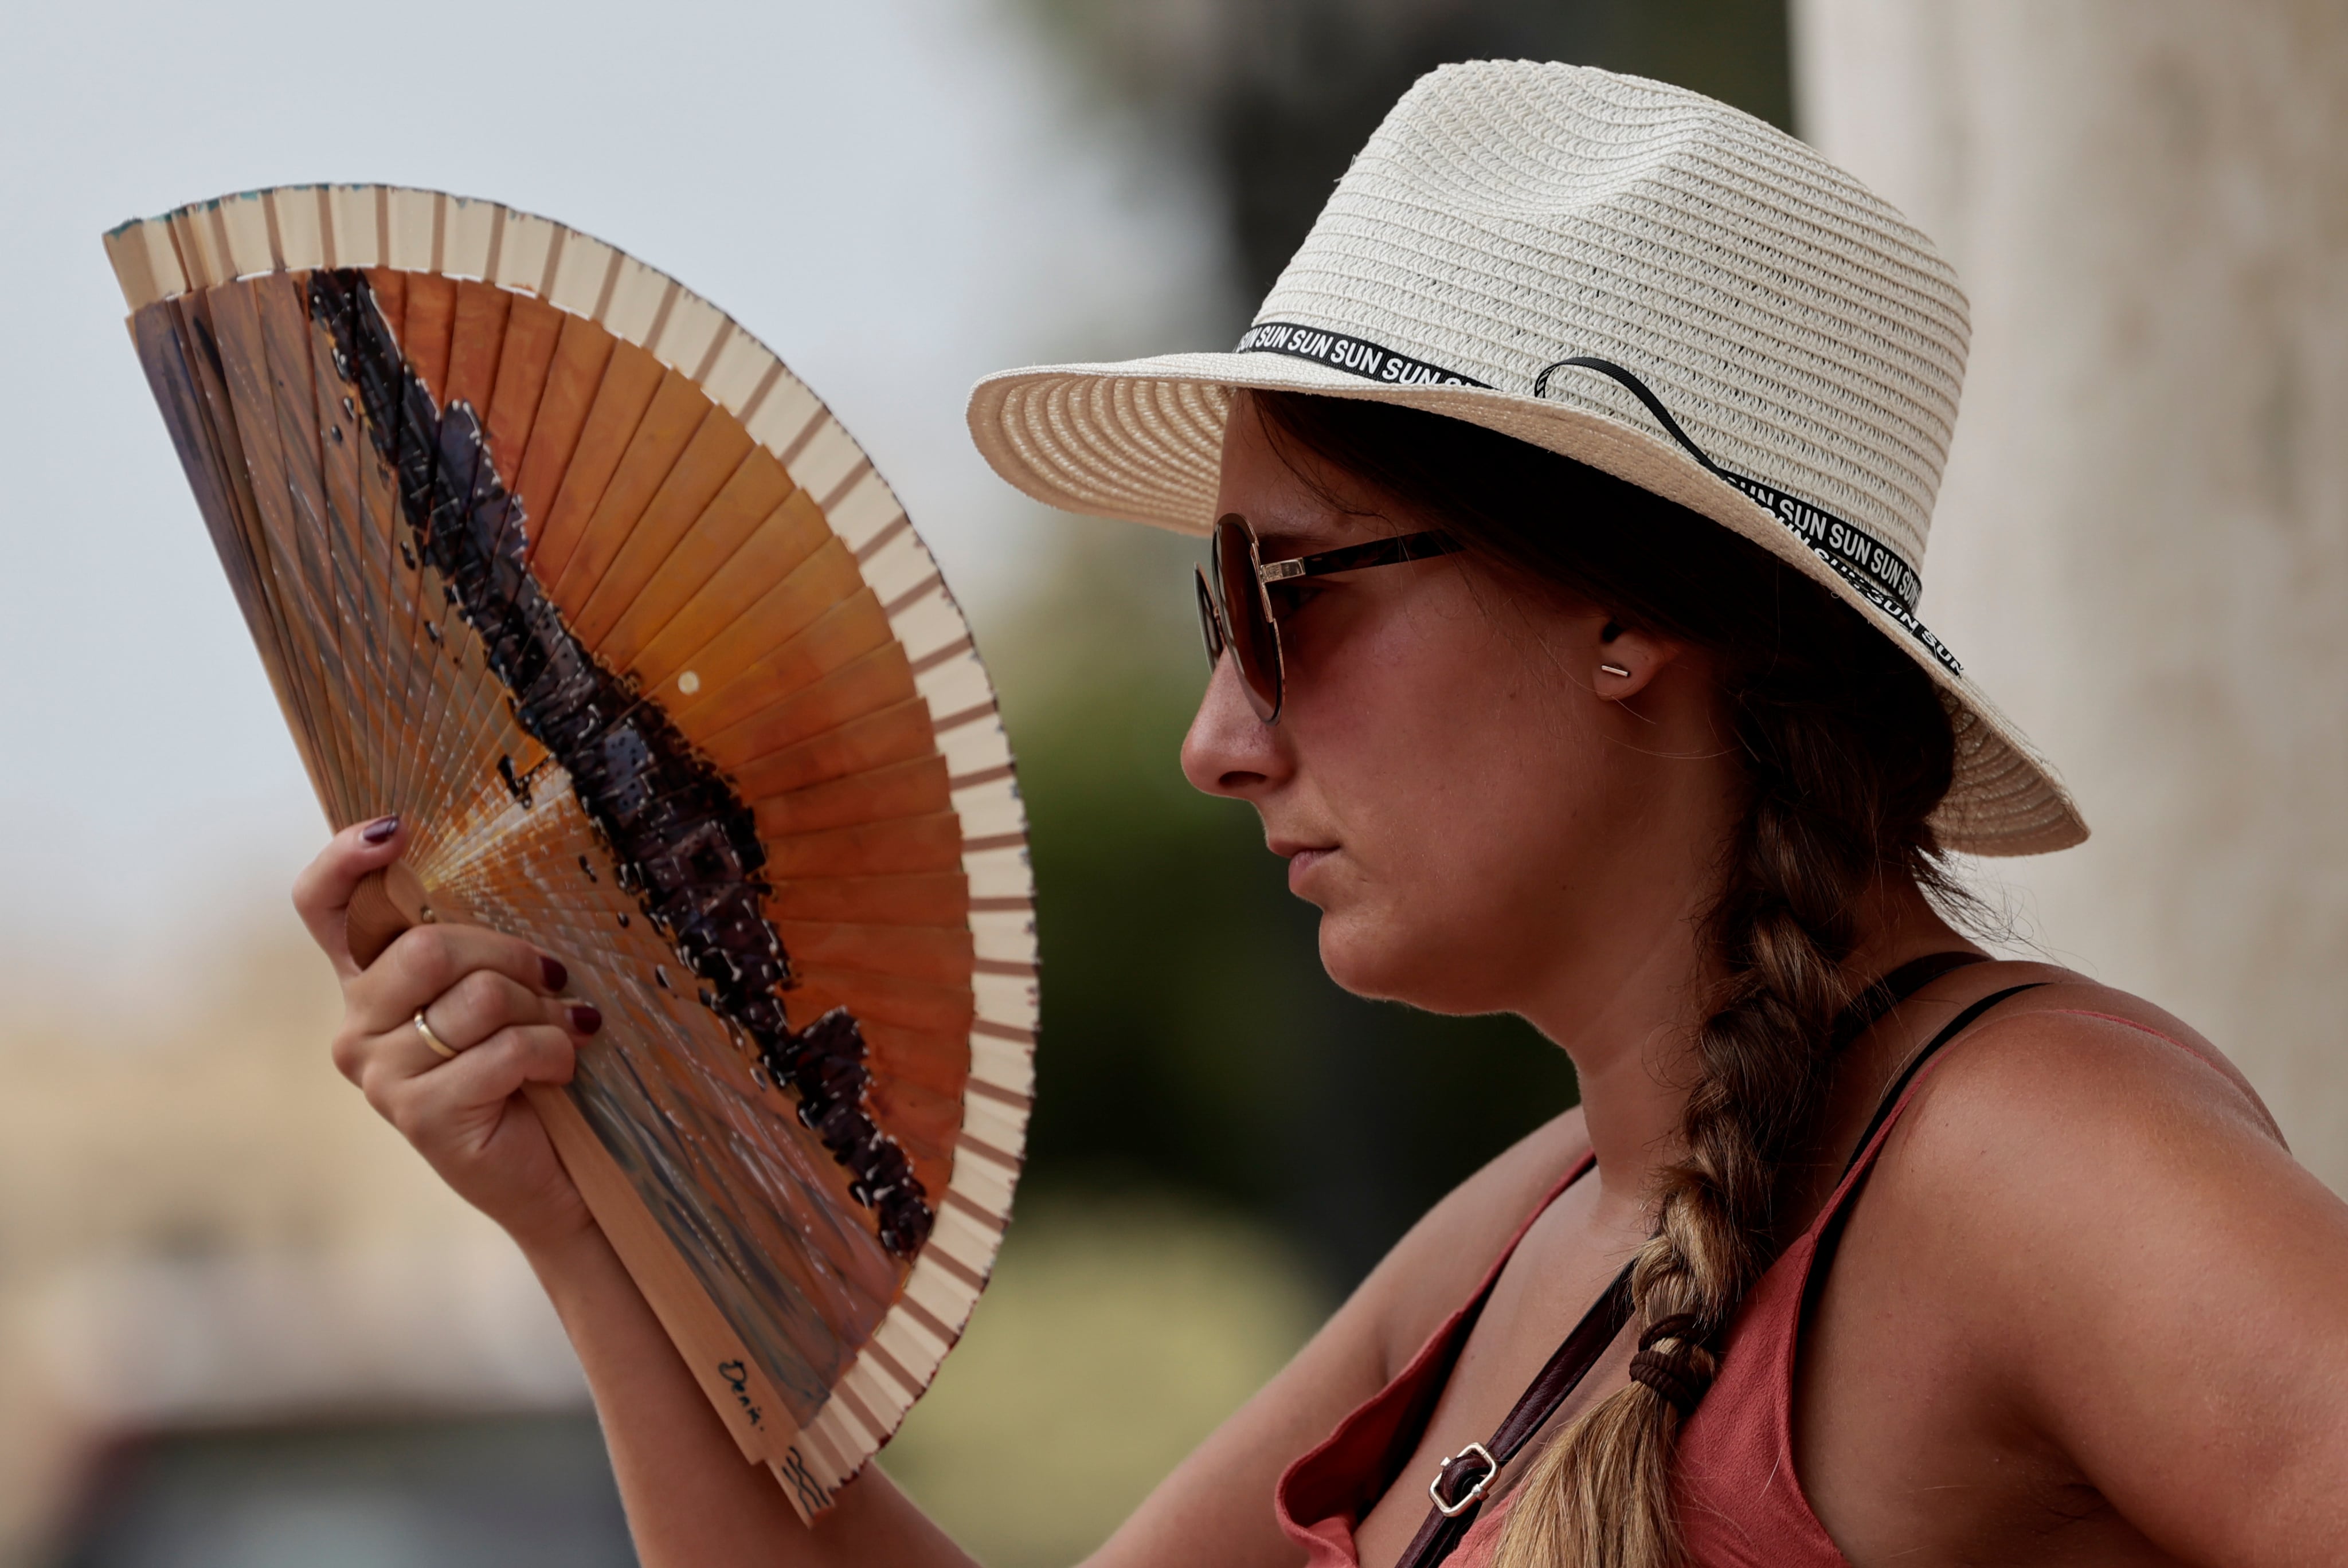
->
xmin=1181 ymin=654 xmax=1290 ymax=799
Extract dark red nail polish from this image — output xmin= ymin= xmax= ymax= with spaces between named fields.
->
xmin=540 ymin=955 xmax=569 ymax=993
xmin=361 ymin=815 xmax=400 ymax=845
xmin=569 ymin=1003 xmax=603 ymax=1036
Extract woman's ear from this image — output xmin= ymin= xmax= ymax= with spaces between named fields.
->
xmin=1590 ymin=616 xmax=1683 ymax=699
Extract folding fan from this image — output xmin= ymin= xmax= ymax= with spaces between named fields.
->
xmin=104 ymin=186 xmax=1035 ymax=1518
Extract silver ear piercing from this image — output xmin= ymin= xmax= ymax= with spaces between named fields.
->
xmin=1599 ymin=663 xmax=1631 ymax=679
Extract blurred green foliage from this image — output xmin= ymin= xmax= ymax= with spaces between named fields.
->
xmin=886 ymin=1195 xmax=1323 ymax=1567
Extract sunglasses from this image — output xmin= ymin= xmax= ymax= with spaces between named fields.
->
xmin=1194 ymin=512 xmax=1462 ymax=723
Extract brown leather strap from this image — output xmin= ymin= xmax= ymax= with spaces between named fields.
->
xmin=1389 ymin=951 xmax=1986 ymax=1568
xmin=1392 ymin=1264 xmax=1633 ymax=1568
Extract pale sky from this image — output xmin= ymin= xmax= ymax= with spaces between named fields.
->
xmin=0 ymin=0 xmax=1218 ymax=987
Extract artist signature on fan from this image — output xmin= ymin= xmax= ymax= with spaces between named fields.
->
xmin=717 ymin=1359 xmax=764 ymax=1427
xmin=718 ymin=1362 xmax=835 ymax=1513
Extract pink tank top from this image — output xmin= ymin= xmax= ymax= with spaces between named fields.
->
xmin=1273 ymin=1008 xmax=2199 ymax=1568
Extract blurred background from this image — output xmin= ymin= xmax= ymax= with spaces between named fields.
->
xmin=0 ymin=1 xmax=2340 ymax=1563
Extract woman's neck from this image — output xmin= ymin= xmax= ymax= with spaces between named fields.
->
xmin=1531 ymin=873 xmax=1977 ymax=1224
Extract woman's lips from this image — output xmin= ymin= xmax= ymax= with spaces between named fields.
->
xmin=1285 ymin=845 xmax=1335 ymax=891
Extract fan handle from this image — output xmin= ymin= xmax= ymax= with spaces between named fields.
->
xmin=345 ymin=862 xmax=435 ymax=968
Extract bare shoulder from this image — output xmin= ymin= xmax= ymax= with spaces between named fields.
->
xmin=1350 ymin=1104 xmax=1592 ymax=1377
xmin=1838 ymin=967 xmax=2348 ymax=1555
xmin=1893 ymin=966 xmax=2287 ymax=1170
xmin=1872 ymin=967 xmax=2300 ymax=1247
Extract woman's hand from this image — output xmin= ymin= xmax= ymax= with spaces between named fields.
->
xmin=294 ymin=816 xmax=601 ymax=1253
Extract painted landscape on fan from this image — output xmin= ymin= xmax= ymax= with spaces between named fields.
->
xmin=105 ymin=187 xmax=1036 ymax=1517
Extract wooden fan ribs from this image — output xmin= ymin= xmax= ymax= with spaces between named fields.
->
xmin=697 ymin=593 xmax=899 ymax=742
xmin=445 ymin=281 xmax=510 ymax=417
xmin=363 ymin=262 xmax=966 ymax=1256
xmin=530 ymin=342 xmax=668 ymax=581
xmin=306 ymin=267 xmax=498 ymax=836
xmin=211 ymin=283 xmax=371 ymax=822
xmin=568 ymin=414 xmax=757 ymax=647
xmin=293 ymin=291 xmax=404 ymax=809
xmin=400 ymin=271 xmax=456 ymax=401
xmin=132 ymin=303 xmax=338 ymax=810
xmin=733 ymin=695 xmax=936 ymax=799
xmin=409 ymin=273 xmax=559 ymax=829
xmin=511 ymin=315 xmax=616 ymax=530
xmin=322 ymin=352 xmax=915 ymax=1399
xmin=484 ymin=292 xmax=565 ymax=473
xmin=716 ymin=644 xmax=923 ymax=777
xmin=109 ymin=185 xmax=1035 ymax=1517
xmin=589 ymin=447 xmax=800 ymax=663
xmin=625 ymin=491 xmax=834 ymax=684
xmin=548 ymin=373 xmax=727 ymax=609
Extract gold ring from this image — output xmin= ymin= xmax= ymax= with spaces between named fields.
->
xmin=412 ymin=1009 xmax=459 ymax=1060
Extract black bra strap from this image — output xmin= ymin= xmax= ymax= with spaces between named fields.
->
xmin=1840 ymin=980 xmax=2046 ymax=1181
xmin=1832 ymin=950 xmax=1986 ymax=1053
xmin=1794 ymin=979 xmax=2051 ymax=1339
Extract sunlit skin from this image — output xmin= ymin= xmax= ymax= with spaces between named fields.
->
xmin=296 ymin=392 xmax=2348 ymax=1567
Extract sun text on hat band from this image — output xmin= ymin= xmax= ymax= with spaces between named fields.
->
xmin=1234 ymin=324 xmax=1940 ymax=657
xmin=1237 ymin=321 xmax=1492 ymax=389
xmin=1535 ymin=356 xmax=1928 ymax=614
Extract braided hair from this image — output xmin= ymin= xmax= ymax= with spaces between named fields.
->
xmin=1250 ymin=391 xmax=1963 ymax=1568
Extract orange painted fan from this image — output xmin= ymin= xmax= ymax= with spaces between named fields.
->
xmin=104 ymin=186 xmax=1035 ymax=1517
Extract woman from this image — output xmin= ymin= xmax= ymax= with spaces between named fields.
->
xmin=295 ymin=62 xmax=2348 ymax=1567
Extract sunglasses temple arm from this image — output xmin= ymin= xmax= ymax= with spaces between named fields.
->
xmin=1264 ymin=530 xmax=1462 ymax=583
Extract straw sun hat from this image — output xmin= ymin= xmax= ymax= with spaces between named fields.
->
xmin=968 ymin=60 xmax=2084 ymax=856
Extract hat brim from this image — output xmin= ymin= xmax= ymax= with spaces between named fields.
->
xmin=968 ymin=351 xmax=2085 ymax=857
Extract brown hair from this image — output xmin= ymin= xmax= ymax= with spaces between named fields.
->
xmin=1249 ymin=390 xmax=1963 ymax=1568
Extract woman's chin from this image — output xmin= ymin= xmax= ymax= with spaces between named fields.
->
xmin=1312 ymin=913 xmax=1389 ymax=995
xmin=1315 ymin=912 xmax=1494 ymax=1014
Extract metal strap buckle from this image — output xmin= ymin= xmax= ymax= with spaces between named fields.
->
xmin=1428 ymin=1441 xmax=1496 ymax=1518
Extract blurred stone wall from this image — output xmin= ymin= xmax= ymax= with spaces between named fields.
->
xmin=1794 ymin=2 xmax=2348 ymax=1183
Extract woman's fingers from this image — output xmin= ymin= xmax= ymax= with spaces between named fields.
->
xmin=408 ymin=991 xmax=602 ymax=1079
xmin=345 ymin=921 xmax=570 ymax=1037
xmin=293 ymin=815 xmax=409 ymax=976
xmin=377 ymin=1024 xmax=583 ymax=1157
xmin=444 ymin=1023 xmax=585 ymax=1097
xmin=422 ymin=970 xmax=561 ymax=1055
xmin=298 ymin=826 xmax=602 ymax=1251
xmin=339 ymin=981 xmax=599 ymax=1086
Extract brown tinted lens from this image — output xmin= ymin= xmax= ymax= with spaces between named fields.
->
xmin=1193 ymin=566 xmax=1224 ymax=671
xmin=1213 ymin=515 xmax=1282 ymax=721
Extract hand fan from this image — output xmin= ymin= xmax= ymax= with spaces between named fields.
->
xmin=103 ymin=186 xmax=1036 ymax=1518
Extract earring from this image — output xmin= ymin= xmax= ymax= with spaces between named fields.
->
xmin=1599 ymin=663 xmax=1631 ymax=679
